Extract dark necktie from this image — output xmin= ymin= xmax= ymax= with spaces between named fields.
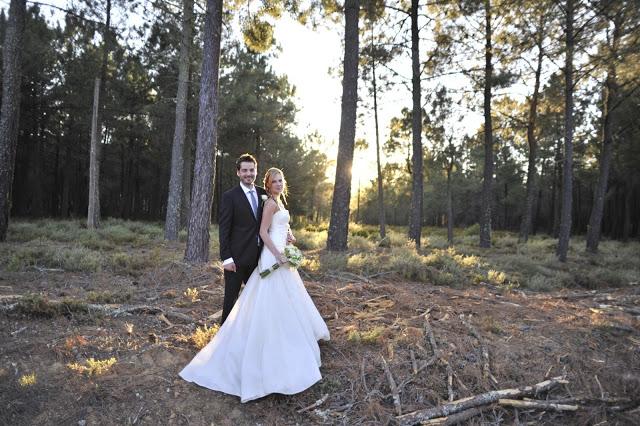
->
xmin=249 ymin=189 xmax=258 ymax=218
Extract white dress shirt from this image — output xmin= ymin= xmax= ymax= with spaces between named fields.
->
xmin=222 ymin=183 xmax=258 ymax=266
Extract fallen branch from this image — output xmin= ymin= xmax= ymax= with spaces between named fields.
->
xmin=10 ymin=326 xmax=28 ymax=336
xmin=416 ymin=355 xmax=438 ymax=374
xmin=421 ymin=405 xmax=495 ymax=425
xmin=325 ymin=271 xmax=371 ymax=283
xmin=422 ymin=317 xmax=462 ymax=399
xmin=410 ymin=350 xmax=418 ymax=375
xmin=535 ymin=397 xmax=640 ymax=412
xmin=361 ymin=356 xmax=369 ymax=392
xmin=206 ymin=309 xmax=222 ymax=322
xmin=396 ymin=376 xmax=568 ymax=425
xmin=157 ymin=313 xmax=173 ymax=328
xmin=499 ymin=398 xmax=578 ymax=411
xmin=423 ymin=316 xmax=438 ymax=356
xmin=381 ymin=355 xmax=402 ymax=416
xmin=445 ymin=360 xmax=454 ymax=402
xmin=88 ymin=304 xmax=194 ymax=322
xmin=597 ymin=304 xmax=640 ymax=316
xmin=297 ymin=393 xmax=329 ymax=413
xmin=367 ymin=271 xmax=397 ymax=279
xmin=460 ymin=314 xmax=498 ymax=385
xmin=34 ymin=266 xmax=64 ymax=272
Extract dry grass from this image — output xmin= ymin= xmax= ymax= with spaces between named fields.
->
xmin=295 ymin=224 xmax=639 ymax=292
xmin=86 ymin=290 xmax=132 ymax=304
xmin=183 ymin=287 xmax=200 ymax=303
xmin=18 ymin=373 xmax=36 ymax=387
xmin=67 ymin=357 xmax=117 ymax=376
xmin=1 ymin=219 xmax=638 ymax=425
xmin=180 ymin=324 xmax=220 ymax=349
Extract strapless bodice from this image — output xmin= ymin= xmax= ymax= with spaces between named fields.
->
xmin=268 ymin=209 xmax=290 ymax=252
xmin=259 ymin=210 xmax=290 ymax=271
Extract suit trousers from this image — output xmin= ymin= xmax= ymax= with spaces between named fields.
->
xmin=221 ymin=263 xmax=255 ymax=325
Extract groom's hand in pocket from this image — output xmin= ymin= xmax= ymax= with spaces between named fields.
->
xmin=223 ymin=262 xmax=237 ymax=272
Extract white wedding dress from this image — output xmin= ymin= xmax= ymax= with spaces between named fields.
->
xmin=179 ymin=209 xmax=330 ymax=402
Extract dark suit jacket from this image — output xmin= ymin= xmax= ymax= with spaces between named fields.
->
xmin=218 ymin=185 xmax=267 ymax=267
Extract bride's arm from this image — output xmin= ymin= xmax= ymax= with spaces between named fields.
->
xmin=259 ymin=200 xmax=286 ymax=263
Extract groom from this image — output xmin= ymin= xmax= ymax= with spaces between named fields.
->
xmin=218 ymin=153 xmax=267 ymax=325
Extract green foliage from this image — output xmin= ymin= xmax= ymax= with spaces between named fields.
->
xmin=86 ymin=290 xmax=132 ymax=304
xmin=5 ymin=242 xmax=102 ymax=273
xmin=295 ymin=223 xmax=639 ymax=291
xmin=109 ymin=249 xmax=165 ymax=276
xmin=15 ymin=294 xmax=89 ymax=318
xmin=242 ymin=18 xmax=274 ymax=53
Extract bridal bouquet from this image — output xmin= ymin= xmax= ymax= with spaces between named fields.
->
xmin=259 ymin=245 xmax=304 ymax=278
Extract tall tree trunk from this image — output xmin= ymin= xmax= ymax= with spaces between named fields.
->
xmin=479 ymin=0 xmax=494 ymax=248
xmin=52 ymin=139 xmax=60 ymax=216
xmin=0 ymin=0 xmax=26 ymax=241
xmin=371 ymin=27 xmax=386 ymax=240
xmin=87 ymin=78 xmax=102 ymax=229
xmin=503 ymin=181 xmax=508 ymax=228
xmin=586 ymin=18 xmax=620 ymax=253
xmin=355 ymin=177 xmax=360 ymax=223
xmin=181 ymin=128 xmax=193 ymax=229
xmin=622 ymin=178 xmax=633 ymax=241
xmin=551 ymin=135 xmax=562 ymax=237
xmin=87 ymin=0 xmax=112 ymax=229
xmin=557 ymin=0 xmax=575 ymax=262
xmin=165 ymin=0 xmax=194 ymax=240
xmin=519 ymin=14 xmax=545 ymax=243
xmin=61 ymin=144 xmax=71 ymax=218
xmin=184 ymin=0 xmax=223 ymax=263
xmin=408 ymin=0 xmax=423 ymax=247
xmin=181 ymin=69 xmax=196 ymax=230
xmin=327 ymin=0 xmax=359 ymax=251
xmin=446 ymin=161 xmax=454 ymax=246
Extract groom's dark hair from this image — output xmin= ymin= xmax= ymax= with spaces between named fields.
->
xmin=236 ymin=153 xmax=257 ymax=170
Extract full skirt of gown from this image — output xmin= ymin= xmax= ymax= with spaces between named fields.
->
xmin=179 ymin=210 xmax=330 ymax=402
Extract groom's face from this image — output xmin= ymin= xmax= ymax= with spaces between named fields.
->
xmin=237 ymin=161 xmax=257 ymax=186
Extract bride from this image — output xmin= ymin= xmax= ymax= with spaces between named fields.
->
xmin=179 ymin=167 xmax=330 ymax=402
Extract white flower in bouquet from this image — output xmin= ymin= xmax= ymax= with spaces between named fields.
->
xmin=283 ymin=245 xmax=303 ymax=268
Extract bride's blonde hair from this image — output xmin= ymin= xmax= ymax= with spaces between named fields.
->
xmin=263 ymin=167 xmax=288 ymax=204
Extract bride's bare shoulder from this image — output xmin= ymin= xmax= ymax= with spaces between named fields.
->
xmin=263 ymin=198 xmax=278 ymax=211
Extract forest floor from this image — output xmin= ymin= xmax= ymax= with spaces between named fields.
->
xmin=1 ymin=220 xmax=639 ymax=425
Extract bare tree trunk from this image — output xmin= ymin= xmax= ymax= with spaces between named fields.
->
xmin=52 ymin=139 xmax=61 ymax=216
xmin=622 ymin=178 xmax=633 ymax=241
xmin=355 ymin=177 xmax=360 ymax=223
xmin=519 ymin=14 xmax=545 ymax=243
xmin=181 ymin=130 xmax=193 ymax=230
xmin=551 ymin=135 xmax=562 ymax=237
xmin=479 ymin=0 xmax=494 ymax=248
xmin=87 ymin=0 xmax=112 ymax=229
xmin=181 ymin=68 xmax=196 ymax=230
xmin=446 ymin=161 xmax=454 ymax=246
xmin=327 ymin=0 xmax=359 ymax=251
xmin=184 ymin=0 xmax=223 ymax=263
xmin=408 ymin=0 xmax=423 ymax=247
xmin=557 ymin=0 xmax=575 ymax=262
xmin=371 ymin=27 xmax=386 ymax=239
xmin=0 ymin=0 xmax=26 ymax=241
xmin=165 ymin=0 xmax=194 ymax=241
xmin=87 ymin=78 xmax=101 ymax=229
xmin=586 ymin=18 xmax=620 ymax=253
